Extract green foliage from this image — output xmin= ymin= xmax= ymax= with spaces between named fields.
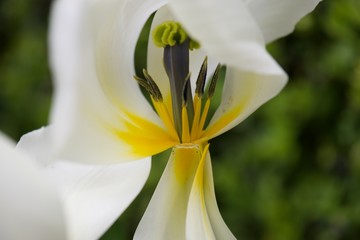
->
xmin=1 ymin=0 xmax=359 ymax=239
xmin=0 ymin=0 xmax=52 ymax=140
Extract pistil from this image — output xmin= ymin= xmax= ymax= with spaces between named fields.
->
xmin=163 ymin=39 xmax=192 ymax=135
xmin=152 ymin=21 xmax=200 ymax=137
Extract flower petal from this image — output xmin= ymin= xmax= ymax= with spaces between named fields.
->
xmin=134 ymin=144 xmax=234 ymax=239
xmin=49 ymin=0 xmax=130 ymax=162
xmin=93 ymin=0 xmax=166 ymax=115
xmin=17 ymin=127 xmax=151 ymax=240
xmin=205 ymin=65 xmax=286 ymax=139
xmin=168 ymin=0 xmax=265 ymax=59
xmin=247 ymin=0 xmax=322 ymax=43
xmin=134 ymin=144 xmax=202 ymax=240
xmin=49 ymin=0 xmax=170 ymax=162
xmin=187 ymin=151 xmax=236 ymax=240
xmin=0 ymin=133 xmax=66 ymax=240
xmin=168 ymin=0 xmax=287 ymax=139
xmin=48 ymin=159 xmax=151 ymax=240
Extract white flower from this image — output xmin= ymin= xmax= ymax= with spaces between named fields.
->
xmin=16 ymin=0 xmax=322 ymax=239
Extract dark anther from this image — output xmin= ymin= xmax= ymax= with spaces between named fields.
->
xmin=143 ymin=69 xmax=163 ymax=102
xmin=195 ymin=57 xmax=208 ymax=97
xmin=208 ymin=64 xmax=222 ymax=99
xmin=133 ymin=70 xmax=163 ymax=102
xmin=133 ymin=75 xmax=155 ymax=97
xmin=182 ymin=73 xmax=194 ymax=127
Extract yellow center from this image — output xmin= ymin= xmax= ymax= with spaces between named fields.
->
xmin=113 ymin=21 xmax=247 ymax=158
xmin=113 ymin=88 xmax=210 ymax=157
xmin=114 ymin=85 xmax=246 ymax=159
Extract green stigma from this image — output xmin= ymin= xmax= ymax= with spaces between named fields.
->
xmin=152 ymin=21 xmax=200 ymax=50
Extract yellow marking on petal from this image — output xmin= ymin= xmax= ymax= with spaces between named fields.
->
xmin=181 ymin=106 xmax=191 ymax=143
xmin=173 ymin=144 xmax=202 ymax=184
xmin=116 ymin=111 xmax=178 ymax=157
xmin=193 ymin=144 xmax=210 ymax=190
xmin=117 ymin=131 xmax=176 ymax=158
xmin=202 ymin=99 xmax=247 ymax=140
xmin=190 ymin=144 xmax=211 ymax=233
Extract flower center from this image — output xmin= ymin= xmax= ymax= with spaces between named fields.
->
xmin=134 ymin=21 xmax=222 ymax=144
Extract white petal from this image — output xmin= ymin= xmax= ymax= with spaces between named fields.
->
xmin=135 ymin=144 xmax=234 ymax=239
xmin=49 ymin=0 xmax=168 ymax=162
xmin=48 ymin=159 xmax=151 ymax=240
xmin=200 ymin=153 xmax=236 ymax=239
xmin=206 ymin=63 xmax=286 ymax=139
xmin=186 ymin=151 xmax=236 ymax=240
xmin=134 ymin=144 xmax=202 ymax=240
xmin=168 ymin=0 xmax=265 ymax=62
xmin=17 ymin=128 xmax=151 ymax=240
xmin=0 ymin=133 xmax=66 ymax=240
xmin=168 ymin=0 xmax=287 ymax=139
xmin=49 ymin=0 xmax=128 ymax=162
xmin=247 ymin=0 xmax=322 ymax=43
xmin=93 ymin=0 xmax=166 ymax=116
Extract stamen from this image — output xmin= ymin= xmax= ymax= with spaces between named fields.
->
xmin=190 ymin=96 xmax=202 ymax=140
xmin=182 ymin=73 xmax=192 ymax=105
xmin=198 ymin=98 xmax=211 ymax=136
xmin=133 ymin=71 xmax=163 ymax=102
xmin=143 ymin=69 xmax=163 ymax=102
xmin=153 ymin=101 xmax=180 ymax=142
xmin=208 ymin=64 xmax=222 ymax=99
xmin=182 ymin=73 xmax=194 ymax=126
xmin=133 ymin=75 xmax=154 ymax=96
xmin=195 ymin=57 xmax=208 ymax=97
xmin=181 ymin=106 xmax=191 ymax=143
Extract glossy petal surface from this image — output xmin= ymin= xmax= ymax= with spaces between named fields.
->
xmin=17 ymin=128 xmax=151 ymax=240
xmin=248 ymin=0 xmax=322 ymax=43
xmin=186 ymin=152 xmax=236 ymax=240
xmin=134 ymin=144 xmax=234 ymax=239
xmin=0 ymin=133 xmax=66 ymax=240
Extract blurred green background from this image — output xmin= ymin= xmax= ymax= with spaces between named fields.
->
xmin=1 ymin=0 xmax=360 ymax=239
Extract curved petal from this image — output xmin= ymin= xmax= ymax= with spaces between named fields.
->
xmin=168 ymin=0 xmax=287 ymax=140
xmin=93 ymin=0 xmax=166 ymax=115
xmin=49 ymin=0 xmax=131 ymax=162
xmin=185 ymin=147 xmax=215 ymax=240
xmin=134 ymin=144 xmax=202 ymax=240
xmin=205 ymin=64 xmax=286 ymax=139
xmin=134 ymin=144 xmax=234 ymax=239
xmin=49 ymin=0 xmax=172 ymax=162
xmin=17 ymin=128 xmax=151 ymax=240
xmin=187 ymin=151 xmax=236 ymax=240
xmin=0 ymin=133 xmax=66 ymax=240
xmin=168 ymin=0 xmax=265 ymax=61
xmin=247 ymin=0 xmax=322 ymax=43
